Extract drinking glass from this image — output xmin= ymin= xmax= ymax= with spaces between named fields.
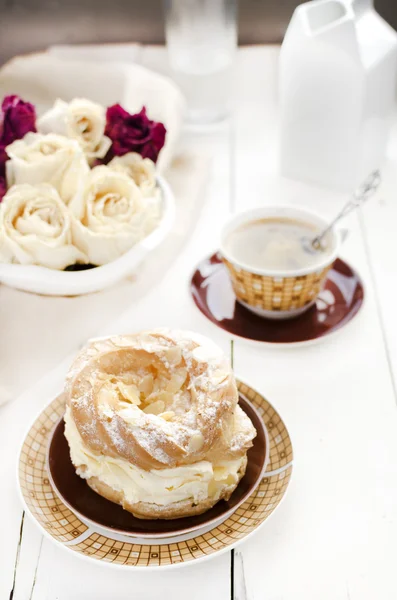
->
xmin=163 ymin=0 xmax=238 ymax=124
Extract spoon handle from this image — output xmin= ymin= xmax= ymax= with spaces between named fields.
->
xmin=312 ymin=170 xmax=381 ymax=249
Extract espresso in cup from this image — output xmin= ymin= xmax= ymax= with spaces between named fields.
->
xmin=220 ymin=207 xmax=340 ymax=320
xmin=223 ymin=217 xmax=332 ymax=272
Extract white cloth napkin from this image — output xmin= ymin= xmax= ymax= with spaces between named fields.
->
xmin=0 ymin=47 xmax=209 ymax=405
xmin=49 ymin=43 xmax=142 ymax=63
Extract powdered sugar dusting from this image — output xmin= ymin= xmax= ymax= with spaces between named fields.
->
xmin=65 ymin=329 xmax=256 ymax=472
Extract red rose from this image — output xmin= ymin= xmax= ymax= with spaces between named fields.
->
xmin=0 ymin=176 xmax=6 ymax=203
xmin=105 ymin=105 xmax=166 ymax=163
xmin=0 ymin=94 xmax=36 ymax=177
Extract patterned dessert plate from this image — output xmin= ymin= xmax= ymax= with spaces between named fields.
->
xmin=191 ymin=253 xmax=364 ymax=345
xmin=46 ymin=395 xmax=269 ymax=539
xmin=18 ymin=380 xmax=293 ymax=570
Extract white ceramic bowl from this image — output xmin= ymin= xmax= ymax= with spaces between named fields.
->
xmin=0 ymin=175 xmax=175 ymax=296
xmin=220 ymin=205 xmax=341 ymax=320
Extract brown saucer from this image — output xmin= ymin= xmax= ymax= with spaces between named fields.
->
xmin=191 ymin=253 xmax=364 ymax=344
xmin=47 ymin=395 xmax=268 ymax=539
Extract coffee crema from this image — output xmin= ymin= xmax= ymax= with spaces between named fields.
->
xmin=224 ymin=217 xmax=331 ymax=272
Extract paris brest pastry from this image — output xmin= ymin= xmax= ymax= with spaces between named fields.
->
xmin=63 ymin=330 xmax=257 ymax=520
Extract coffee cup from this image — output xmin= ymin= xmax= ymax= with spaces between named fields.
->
xmin=220 ymin=205 xmax=342 ymax=320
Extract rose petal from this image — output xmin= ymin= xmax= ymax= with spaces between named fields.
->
xmin=1 ymin=95 xmax=36 ymax=144
xmin=0 ymin=176 xmax=6 ymax=202
xmin=37 ymin=98 xmax=111 ymax=164
xmin=5 ymin=132 xmax=90 ymax=210
xmin=71 ymin=165 xmax=161 ymax=265
xmin=105 ymin=105 xmax=166 ymax=164
xmin=0 ymin=94 xmax=37 ymax=178
xmin=0 ymin=183 xmax=87 ymax=269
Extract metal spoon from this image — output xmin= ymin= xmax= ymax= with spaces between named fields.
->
xmin=302 ymin=170 xmax=381 ymax=254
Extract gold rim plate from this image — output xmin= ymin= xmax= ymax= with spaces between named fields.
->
xmin=18 ymin=380 xmax=293 ymax=570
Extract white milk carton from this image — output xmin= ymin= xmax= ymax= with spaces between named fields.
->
xmin=279 ymin=0 xmax=397 ymax=190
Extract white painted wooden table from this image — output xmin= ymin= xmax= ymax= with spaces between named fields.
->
xmin=1 ymin=46 xmax=397 ymax=600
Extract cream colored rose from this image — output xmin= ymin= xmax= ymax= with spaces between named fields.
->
xmin=6 ymin=133 xmax=89 ymax=204
xmin=0 ymin=184 xmax=87 ymax=270
xmin=71 ymin=166 xmax=161 ymax=265
xmin=108 ymin=152 xmax=157 ymax=197
xmin=37 ymin=98 xmax=111 ymax=163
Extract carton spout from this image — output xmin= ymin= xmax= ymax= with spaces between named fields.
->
xmin=348 ymin=0 xmax=374 ymax=18
xmin=304 ymin=0 xmax=348 ymax=35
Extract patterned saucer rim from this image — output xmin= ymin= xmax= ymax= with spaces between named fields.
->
xmin=17 ymin=379 xmax=293 ymax=570
xmin=45 ymin=394 xmax=270 ymax=539
xmin=190 ymin=253 xmax=365 ymax=348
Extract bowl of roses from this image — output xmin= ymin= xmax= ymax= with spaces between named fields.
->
xmin=0 ymin=95 xmax=175 ymax=295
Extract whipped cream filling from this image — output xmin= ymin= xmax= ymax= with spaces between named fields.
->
xmin=64 ymin=407 xmax=245 ymax=507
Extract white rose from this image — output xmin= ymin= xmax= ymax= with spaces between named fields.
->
xmin=108 ymin=152 xmax=157 ymax=197
xmin=71 ymin=166 xmax=161 ymax=265
xmin=0 ymin=184 xmax=87 ymax=270
xmin=6 ymin=132 xmax=89 ymax=205
xmin=37 ymin=98 xmax=111 ymax=163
